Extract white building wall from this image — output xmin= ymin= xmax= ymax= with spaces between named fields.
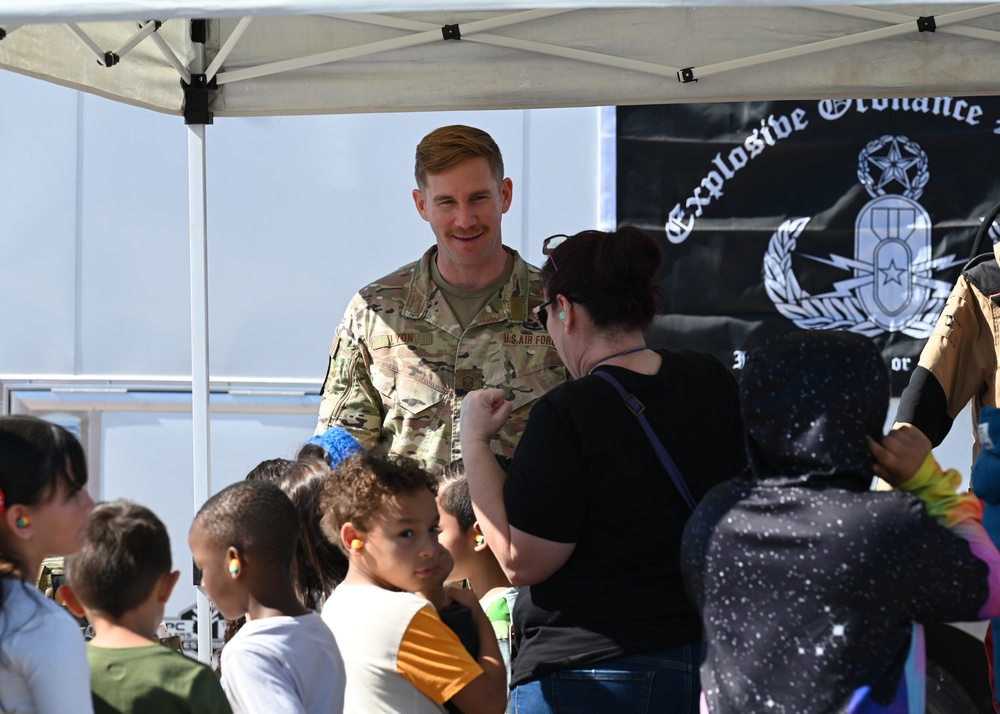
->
xmin=1 ymin=69 xmax=601 ymax=381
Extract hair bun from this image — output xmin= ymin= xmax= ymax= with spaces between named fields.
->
xmin=541 ymin=226 xmax=661 ymax=331
xmin=594 ymin=226 xmax=661 ymax=292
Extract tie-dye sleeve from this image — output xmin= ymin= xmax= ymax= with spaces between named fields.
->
xmin=898 ymin=452 xmax=1000 ymax=619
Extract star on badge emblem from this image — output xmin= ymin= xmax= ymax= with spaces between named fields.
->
xmin=867 ymin=137 xmax=921 ymax=191
xmin=879 ymin=259 xmax=907 ymax=286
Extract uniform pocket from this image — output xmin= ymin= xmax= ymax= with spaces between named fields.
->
xmin=371 ymin=364 xmax=449 ymax=416
xmin=503 ymin=362 xmax=567 ymax=414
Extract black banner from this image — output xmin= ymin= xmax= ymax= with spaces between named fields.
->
xmin=618 ymin=98 xmax=1000 ymax=395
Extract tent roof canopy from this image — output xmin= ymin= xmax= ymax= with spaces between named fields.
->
xmin=1 ymin=2 xmax=999 ymax=119
xmin=8 ymin=1 xmax=993 ymax=24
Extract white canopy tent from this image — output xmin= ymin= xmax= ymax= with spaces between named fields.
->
xmin=2 ymin=4 xmax=1000 ymax=118
xmin=3 ymin=0 xmax=1000 ymax=659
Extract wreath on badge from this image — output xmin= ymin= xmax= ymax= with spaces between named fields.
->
xmin=763 ymin=218 xmax=942 ymax=339
xmin=763 ymin=218 xmax=879 ymax=335
xmin=857 ymin=134 xmax=929 ymax=200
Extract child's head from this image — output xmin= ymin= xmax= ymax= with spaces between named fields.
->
xmin=245 ymin=457 xmax=294 ymax=483
xmin=320 ymin=450 xmax=440 ymax=593
xmin=280 ymin=456 xmax=349 ymax=609
xmin=221 ymin=456 xmax=295 ymax=641
xmin=437 ymin=457 xmax=509 ymax=583
xmin=300 ymin=426 xmax=363 ymax=468
xmin=66 ymin=500 xmax=176 ymax=625
xmin=0 ymin=416 xmax=93 ymax=577
xmin=741 ymin=330 xmax=888 ymax=485
xmin=414 ymin=543 xmax=456 ymax=611
xmin=189 ymin=480 xmax=299 ymax=620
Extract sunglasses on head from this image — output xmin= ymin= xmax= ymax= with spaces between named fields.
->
xmin=542 ymin=230 xmax=606 ymax=271
xmin=543 ymin=234 xmax=571 ymax=271
xmin=534 ymin=231 xmax=601 ymax=330
xmin=533 ymin=233 xmax=570 ymax=330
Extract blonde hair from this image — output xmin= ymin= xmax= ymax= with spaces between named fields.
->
xmin=414 ymin=125 xmax=504 ymax=190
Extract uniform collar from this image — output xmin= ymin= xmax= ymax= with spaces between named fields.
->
xmin=403 ymin=246 xmax=531 ymax=324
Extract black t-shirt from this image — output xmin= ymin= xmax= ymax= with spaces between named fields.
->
xmin=504 ymin=349 xmax=747 ymax=686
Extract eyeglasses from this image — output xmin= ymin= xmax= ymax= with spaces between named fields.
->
xmin=543 ymin=234 xmax=571 ymax=271
xmin=533 ymin=297 xmax=556 ymax=331
xmin=535 ymin=234 xmax=570 ymax=329
xmin=533 ymin=295 xmax=583 ymax=331
xmin=537 ymin=231 xmax=598 ymax=330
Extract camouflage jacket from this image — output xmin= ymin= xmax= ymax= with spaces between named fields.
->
xmin=898 ymin=241 xmax=1000 ymax=452
xmin=317 ymin=247 xmax=567 ymax=473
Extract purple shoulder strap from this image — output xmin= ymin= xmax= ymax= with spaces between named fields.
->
xmin=592 ymin=369 xmax=697 ymax=511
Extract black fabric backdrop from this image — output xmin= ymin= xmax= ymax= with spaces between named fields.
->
xmin=618 ymin=98 xmax=1000 ymax=395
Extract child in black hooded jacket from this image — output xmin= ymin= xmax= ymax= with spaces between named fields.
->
xmin=682 ymin=330 xmax=1000 ymax=714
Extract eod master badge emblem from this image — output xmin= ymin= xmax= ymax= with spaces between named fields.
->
xmin=764 ymin=135 xmax=961 ymax=339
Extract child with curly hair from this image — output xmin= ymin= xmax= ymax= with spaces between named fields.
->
xmin=320 ymin=450 xmax=506 ymax=714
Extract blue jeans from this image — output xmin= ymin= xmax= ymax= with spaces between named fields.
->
xmin=510 ymin=643 xmax=701 ymax=714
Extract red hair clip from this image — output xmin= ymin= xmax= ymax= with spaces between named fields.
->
xmin=0 ymin=485 xmax=5 ymax=516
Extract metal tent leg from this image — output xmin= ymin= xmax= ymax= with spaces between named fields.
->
xmin=188 ymin=122 xmax=213 ymax=665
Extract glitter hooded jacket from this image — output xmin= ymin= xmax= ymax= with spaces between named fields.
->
xmin=681 ymin=330 xmax=1000 ymax=714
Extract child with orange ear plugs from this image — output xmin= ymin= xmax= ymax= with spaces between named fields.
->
xmin=437 ymin=458 xmax=515 ymax=611
xmin=320 ymin=450 xmax=506 ymax=714
xmin=189 ymin=480 xmax=345 ymax=714
xmin=64 ymin=500 xmax=232 ymax=714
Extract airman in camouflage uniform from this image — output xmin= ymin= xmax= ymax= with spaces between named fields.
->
xmin=317 ymin=246 xmax=565 ymax=471
xmin=316 ymin=124 xmax=568 ymax=471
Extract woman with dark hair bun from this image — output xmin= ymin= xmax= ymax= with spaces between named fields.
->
xmin=460 ymin=227 xmax=747 ymax=713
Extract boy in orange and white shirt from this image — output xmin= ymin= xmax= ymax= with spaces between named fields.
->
xmin=320 ymin=450 xmax=506 ymax=714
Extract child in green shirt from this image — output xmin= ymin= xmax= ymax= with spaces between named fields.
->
xmin=64 ymin=500 xmax=231 ymax=714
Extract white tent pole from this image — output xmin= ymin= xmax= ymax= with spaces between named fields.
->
xmin=330 ymin=12 xmax=681 ymax=78
xmin=68 ymin=19 xmax=180 ymax=69
xmin=216 ymin=8 xmax=571 ymax=85
xmin=817 ymin=5 xmax=1000 ymax=43
xmin=688 ymin=3 xmax=1000 ymax=81
xmin=188 ymin=122 xmax=213 ymax=665
xmin=111 ymin=20 xmax=159 ymax=60
xmin=471 ymin=34 xmax=680 ymax=77
xmin=187 ymin=19 xmax=214 ymax=665
xmin=64 ymin=23 xmax=108 ymax=65
xmin=205 ymin=16 xmax=253 ymax=83
xmin=148 ymin=22 xmax=192 ymax=83
xmin=216 ymin=26 xmax=443 ymax=84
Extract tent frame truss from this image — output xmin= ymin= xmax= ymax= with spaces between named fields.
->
xmin=7 ymin=4 xmax=1000 ymax=123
